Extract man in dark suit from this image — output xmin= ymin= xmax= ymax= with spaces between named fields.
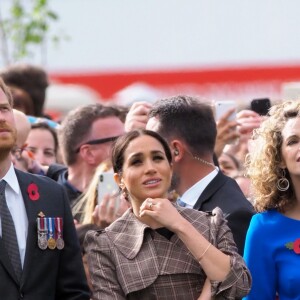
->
xmin=145 ymin=95 xmax=255 ymax=255
xmin=0 ymin=79 xmax=90 ymax=298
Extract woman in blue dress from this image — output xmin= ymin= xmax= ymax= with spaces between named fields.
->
xmin=244 ymin=100 xmax=300 ymax=300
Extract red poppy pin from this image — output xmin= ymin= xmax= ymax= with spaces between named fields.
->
xmin=285 ymin=238 xmax=300 ymax=254
xmin=27 ymin=183 xmax=40 ymax=201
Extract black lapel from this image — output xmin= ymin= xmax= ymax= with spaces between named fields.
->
xmin=193 ymin=171 xmax=226 ymax=210
xmin=15 ymin=170 xmax=44 ymax=288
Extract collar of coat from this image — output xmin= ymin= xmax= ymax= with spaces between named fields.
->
xmin=103 ymin=204 xmax=221 ymax=259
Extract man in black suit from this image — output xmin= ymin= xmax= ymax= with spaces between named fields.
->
xmin=0 ymin=79 xmax=90 ymax=298
xmin=145 ymin=95 xmax=255 ymax=255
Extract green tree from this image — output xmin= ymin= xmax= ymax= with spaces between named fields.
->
xmin=0 ymin=0 xmax=61 ymax=65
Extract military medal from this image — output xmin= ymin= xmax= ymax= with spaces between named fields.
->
xmin=47 ymin=217 xmax=56 ymax=250
xmin=47 ymin=237 xmax=56 ymax=250
xmin=37 ymin=216 xmax=48 ymax=250
xmin=55 ymin=217 xmax=65 ymax=250
xmin=56 ymin=237 xmax=64 ymax=250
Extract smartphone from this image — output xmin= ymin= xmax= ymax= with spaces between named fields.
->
xmin=97 ymin=172 xmax=119 ymax=205
xmin=215 ymin=101 xmax=237 ymax=121
xmin=250 ymin=98 xmax=271 ymax=116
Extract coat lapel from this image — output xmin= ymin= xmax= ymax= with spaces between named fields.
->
xmin=108 ymin=207 xmax=204 ymax=260
xmin=106 ymin=210 xmax=148 ymax=259
xmin=105 ymin=209 xmax=201 ymax=294
xmin=193 ymin=171 xmax=225 ymax=210
xmin=0 ymin=169 xmax=36 ymax=285
xmin=15 ymin=170 xmax=43 ymax=288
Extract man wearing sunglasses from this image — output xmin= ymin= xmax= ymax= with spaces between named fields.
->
xmin=46 ymin=104 xmax=125 ymax=209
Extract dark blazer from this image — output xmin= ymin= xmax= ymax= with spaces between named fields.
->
xmin=193 ymin=171 xmax=255 ymax=255
xmin=0 ymin=169 xmax=90 ymax=300
xmin=46 ymin=164 xmax=82 ymax=208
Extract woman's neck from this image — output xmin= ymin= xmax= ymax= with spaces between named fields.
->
xmin=284 ymin=202 xmax=300 ymax=219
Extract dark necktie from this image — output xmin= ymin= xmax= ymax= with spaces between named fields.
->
xmin=0 ymin=180 xmax=22 ymax=281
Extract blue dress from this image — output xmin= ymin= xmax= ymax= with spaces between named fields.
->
xmin=243 ymin=210 xmax=300 ymax=300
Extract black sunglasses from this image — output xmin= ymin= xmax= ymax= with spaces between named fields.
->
xmin=75 ymin=136 xmax=120 ymax=153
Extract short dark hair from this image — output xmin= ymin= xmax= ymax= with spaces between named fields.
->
xmin=0 ymin=64 xmax=48 ymax=116
xmin=112 ymin=129 xmax=172 ymax=175
xmin=58 ymin=104 xmax=122 ymax=165
xmin=0 ymin=78 xmax=13 ymax=106
xmin=31 ymin=122 xmax=59 ymax=154
xmin=148 ymin=95 xmax=217 ymax=157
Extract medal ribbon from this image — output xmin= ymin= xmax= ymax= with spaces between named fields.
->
xmin=55 ymin=217 xmax=63 ymax=239
xmin=37 ymin=217 xmax=47 ymax=232
xmin=47 ymin=217 xmax=55 ymax=239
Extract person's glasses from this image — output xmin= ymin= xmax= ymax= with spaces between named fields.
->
xmin=75 ymin=136 xmax=120 ymax=153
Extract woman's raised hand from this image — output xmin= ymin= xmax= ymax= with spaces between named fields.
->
xmin=139 ymin=198 xmax=184 ymax=232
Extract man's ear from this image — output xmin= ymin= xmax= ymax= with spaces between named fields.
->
xmin=170 ymin=140 xmax=184 ymax=161
xmin=78 ymin=145 xmax=91 ymax=161
xmin=79 ymin=144 xmax=99 ymax=165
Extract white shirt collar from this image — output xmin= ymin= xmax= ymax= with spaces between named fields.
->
xmin=2 ymin=163 xmax=20 ymax=195
xmin=180 ymin=168 xmax=218 ymax=207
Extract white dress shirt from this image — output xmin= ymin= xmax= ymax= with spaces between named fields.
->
xmin=180 ymin=168 xmax=218 ymax=208
xmin=0 ymin=164 xmax=28 ymax=267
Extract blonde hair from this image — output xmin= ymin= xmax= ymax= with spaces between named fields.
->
xmin=73 ymin=159 xmax=112 ymax=224
xmin=245 ymin=100 xmax=300 ymax=212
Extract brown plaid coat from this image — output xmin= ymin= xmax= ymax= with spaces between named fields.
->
xmin=85 ymin=205 xmax=251 ymax=300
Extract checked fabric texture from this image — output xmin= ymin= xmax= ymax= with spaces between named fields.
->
xmin=0 ymin=180 xmax=22 ymax=281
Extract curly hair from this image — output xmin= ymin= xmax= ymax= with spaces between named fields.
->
xmin=245 ymin=100 xmax=300 ymax=212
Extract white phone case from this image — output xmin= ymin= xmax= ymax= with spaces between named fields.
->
xmin=215 ymin=101 xmax=237 ymax=121
xmin=97 ymin=172 xmax=119 ymax=205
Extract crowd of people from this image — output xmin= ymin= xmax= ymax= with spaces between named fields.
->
xmin=0 ymin=63 xmax=299 ymax=299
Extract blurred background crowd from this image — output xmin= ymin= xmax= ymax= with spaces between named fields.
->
xmin=1 ymin=1 xmax=300 ymax=299
xmin=2 ymin=0 xmax=300 ymax=121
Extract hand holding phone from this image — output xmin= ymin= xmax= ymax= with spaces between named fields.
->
xmin=215 ymin=101 xmax=237 ymax=121
xmin=214 ymin=101 xmax=239 ymax=147
xmin=97 ymin=172 xmax=119 ymax=205
xmin=250 ymin=98 xmax=271 ymax=116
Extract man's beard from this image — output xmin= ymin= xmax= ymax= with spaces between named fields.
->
xmin=0 ymin=123 xmax=17 ymax=160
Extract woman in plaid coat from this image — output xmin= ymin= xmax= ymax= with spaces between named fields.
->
xmin=85 ymin=129 xmax=251 ymax=299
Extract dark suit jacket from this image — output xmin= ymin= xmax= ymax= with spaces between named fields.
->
xmin=193 ymin=171 xmax=255 ymax=255
xmin=0 ymin=169 xmax=90 ymax=300
xmin=46 ymin=163 xmax=82 ymax=208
